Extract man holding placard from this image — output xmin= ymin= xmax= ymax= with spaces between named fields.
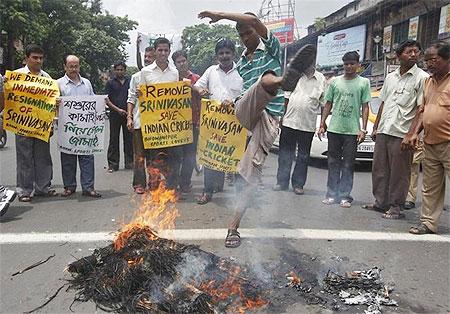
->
xmin=193 ymin=39 xmax=243 ymax=205
xmin=57 ymin=55 xmax=101 ymax=198
xmin=2 ymin=44 xmax=59 ymax=202
xmin=129 ymin=37 xmax=182 ymax=190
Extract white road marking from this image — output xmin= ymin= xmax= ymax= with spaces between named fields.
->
xmin=0 ymin=228 xmax=449 ymax=244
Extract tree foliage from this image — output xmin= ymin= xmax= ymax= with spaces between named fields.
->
xmin=0 ymin=0 xmax=137 ymax=91
xmin=181 ymin=24 xmax=243 ymax=75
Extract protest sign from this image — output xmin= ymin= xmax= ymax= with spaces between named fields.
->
xmin=139 ymin=81 xmax=193 ymax=149
xmin=58 ymin=95 xmax=106 ymax=155
xmin=3 ymin=70 xmax=59 ymax=142
xmin=197 ymin=99 xmax=247 ymax=173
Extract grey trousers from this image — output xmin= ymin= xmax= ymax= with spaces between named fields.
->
xmin=15 ymin=135 xmax=53 ymax=196
xmin=372 ymin=134 xmax=412 ymax=209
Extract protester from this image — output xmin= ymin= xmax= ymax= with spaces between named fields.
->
xmin=404 ymin=140 xmax=424 ymax=209
xmin=318 ymin=51 xmax=371 ymax=208
xmin=127 ymin=37 xmax=180 ymax=190
xmin=57 ymin=55 xmax=101 ymax=198
xmin=105 ymin=61 xmax=133 ymax=172
xmin=172 ymin=50 xmax=201 ymax=194
xmin=274 ymin=65 xmax=326 ymax=195
xmin=192 ymin=39 xmax=243 ymax=205
xmin=127 ymin=47 xmax=155 ymax=194
xmin=199 ymin=10 xmax=316 ymax=247
xmin=362 ymin=40 xmax=428 ymax=219
xmin=402 ymin=41 xmax=450 ymax=235
xmin=7 ymin=44 xmax=57 ymax=202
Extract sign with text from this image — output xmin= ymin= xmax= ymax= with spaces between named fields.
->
xmin=316 ymin=24 xmax=366 ymax=68
xmin=3 ymin=70 xmax=59 ymax=142
xmin=265 ymin=18 xmax=295 ymax=44
xmin=139 ymin=81 xmax=193 ymax=149
xmin=383 ymin=25 xmax=392 ymax=52
xmin=58 ymin=95 xmax=106 ymax=155
xmin=197 ymin=99 xmax=247 ymax=173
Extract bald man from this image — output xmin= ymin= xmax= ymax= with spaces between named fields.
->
xmin=57 ymin=55 xmax=101 ymax=198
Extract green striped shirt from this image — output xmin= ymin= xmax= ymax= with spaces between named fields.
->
xmin=237 ymin=30 xmax=284 ymax=117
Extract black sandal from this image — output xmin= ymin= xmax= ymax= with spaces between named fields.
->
xmin=82 ymin=190 xmax=102 ymax=198
xmin=18 ymin=195 xmax=32 ymax=202
xmin=196 ymin=193 xmax=211 ymax=205
xmin=225 ymin=229 xmax=241 ymax=248
xmin=34 ymin=189 xmax=58 ymax=197
xmin=61 ymin=188 xmax=75 ymax=197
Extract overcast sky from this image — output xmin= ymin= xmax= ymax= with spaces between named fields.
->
xmin=102 ymin=0 xmax=352 ymax=65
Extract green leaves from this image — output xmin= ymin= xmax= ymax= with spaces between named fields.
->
xmin=181 ymin=24 xmax=243 ymax=75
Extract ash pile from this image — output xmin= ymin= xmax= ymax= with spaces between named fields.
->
xmin=67 ymin=226 xmax=267 ymax=313
xmin=287 ymin=267 xmax=397 ymax=314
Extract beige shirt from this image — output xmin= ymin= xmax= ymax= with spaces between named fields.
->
xmin=378 ymin=64 xmax=428 ymax=138
xmin=422 ymin=73 xmax=450 ymax=145
xmin=283 ymin=71 xmax=326 ymax=132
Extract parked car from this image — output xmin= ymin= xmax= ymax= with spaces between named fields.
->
xmin=272 ymin=91 xmax=381 ymax=162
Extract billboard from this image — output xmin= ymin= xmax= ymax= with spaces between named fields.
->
xmin=265 ymin=18 xmax=295 ymax=44
xmin=316 ymin=24 xmax=366 ymax=68
xmin=383 ymin=25 xmax=392 ymax=52
xmin=438 ymin=4 xmax=450 ymax=39
xmin=408 ymin=16 xmax=419 ymax=40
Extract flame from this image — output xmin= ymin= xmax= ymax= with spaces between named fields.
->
xmin=127 ymin=256 xmax=144 ymax=266
xmin=199 ymin=265 xmax=268 ymax=313
xmin=114 ymin=168 xmax=179 ymax=251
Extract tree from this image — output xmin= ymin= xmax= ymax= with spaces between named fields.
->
xmin=181 ymin=24 xmax=243 ymax=75
xmin=0 ymin=0 xmax=137 ymax=91
xmin=314 ymin=17 xmax=326 ymax=32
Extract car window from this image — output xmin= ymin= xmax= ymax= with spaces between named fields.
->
xmin=370 ymin=97 xmax=382 ymax=114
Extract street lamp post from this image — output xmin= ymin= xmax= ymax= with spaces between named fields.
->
xmin=373 ymin=35 xmax=382 ymax=88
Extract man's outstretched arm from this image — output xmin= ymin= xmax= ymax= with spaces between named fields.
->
xmin=198 ymin=11 xmax=268 ymax=39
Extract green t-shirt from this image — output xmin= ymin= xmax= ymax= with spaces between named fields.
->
xmin=325 ymin=75 xmax=371 ymax=135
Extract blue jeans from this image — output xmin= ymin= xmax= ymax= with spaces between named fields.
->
xmin=326 ymin=132 xmax=357 ymax=201
xmin=203 ymin=167 xmax=225 ymax=195
xmin=61 ymin=152 xmax=95 ymax=192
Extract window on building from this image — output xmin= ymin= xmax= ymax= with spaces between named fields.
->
xmin=392 ymin=20 xmax=409 ymax=48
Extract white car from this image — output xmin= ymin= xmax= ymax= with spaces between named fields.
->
xmin=272 ymin=91 xmax=381 ymax=162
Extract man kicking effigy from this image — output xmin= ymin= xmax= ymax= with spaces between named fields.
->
xmin=198 ymin=10 xmax=316 ymax=248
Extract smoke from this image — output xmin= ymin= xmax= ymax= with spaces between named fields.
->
xmin=166 ymin=251 xmax=209 ymax=293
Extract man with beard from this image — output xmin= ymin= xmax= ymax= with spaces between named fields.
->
xmin=363 ymin=40 xmax=428 ymax=219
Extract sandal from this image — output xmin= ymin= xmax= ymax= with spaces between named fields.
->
xmin=382 ymin=210 xmax=405 ymax=220
xmin=322 ymin=197 xmax=336 ymax=205
xmin=34 ymin=189 xmax=58 ymax=197
xmin=134 ymin=186 xmax=145 ymax=194
xmin=409 ymin=224 xmax=435 ymax=235
xmin=18 ymin=195 xmax=32 ymax=202
xmin=225 ymin=229 xmax=241 ymax=248
xmin=82 ymin=190 xmax=102 ymax=198
xmin=340 ymin=199 xmax=352 ymax=208
xmin=61 ymin=188 xmax=75 ymax=197
xmin=361 ymin=203 xmax=385 ymax=213
xmin=196 ymin=193 xmax=212 ymax=205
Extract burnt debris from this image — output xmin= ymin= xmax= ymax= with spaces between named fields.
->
xmin=67 ymin=226 xmax=267 ymax=313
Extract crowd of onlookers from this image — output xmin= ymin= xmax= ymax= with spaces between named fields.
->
xmin=0 ymin=10 xmax=449 ymax=247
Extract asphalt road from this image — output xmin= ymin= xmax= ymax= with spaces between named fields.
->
xmin=0 ymin=129 xmax=449 ymax=314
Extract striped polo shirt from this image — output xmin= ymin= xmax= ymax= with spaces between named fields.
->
xmin=237 ymin=30 xmax=284 ymax=117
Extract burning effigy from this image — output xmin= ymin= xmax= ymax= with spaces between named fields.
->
xmin=66 ymin=173 xmax=267 ymax=313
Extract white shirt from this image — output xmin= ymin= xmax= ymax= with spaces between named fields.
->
xmin=282 ymin=71 xmax=326 ymax=132
xmin=378 ymin=64 xmax=429 ymax=138
xmin=57 ymin=74 xmax=94 ymax=96
xmin=194 ymin=63 xmax=243 ymax=102
xmin=127 ymin=71 xmax=142 ymax=129
xmin=15 ymin=65 xmax=51 ymax=78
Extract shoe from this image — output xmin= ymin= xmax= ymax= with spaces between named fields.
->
xmin=2 ymin=188 xmax=16 ymax=204
xmin=403 ymin=201 xmax=415 ymax=210
xmin=293 ymin=187 xmax=304 ymax=195
xmin=281 ymin=44 xmax=317 ymax=91
xmin=273 ymin=184 xmax=288 ymax=191
xmin=196 ymin=193 xmax=212 ymax=205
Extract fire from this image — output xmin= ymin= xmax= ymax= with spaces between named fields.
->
xmin=199 ymin=265 xmax=268 ymax=313
xmin=114 ymin=168 xmax=179 ymax=251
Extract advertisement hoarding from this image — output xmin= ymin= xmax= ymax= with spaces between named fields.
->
xmin=316 ymin=24 xmax=366 ymax=68
xmin=265 ymin=18 xmax=295 ymax=45
xmin=438 ymin=4 xmax=450 ymax=39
